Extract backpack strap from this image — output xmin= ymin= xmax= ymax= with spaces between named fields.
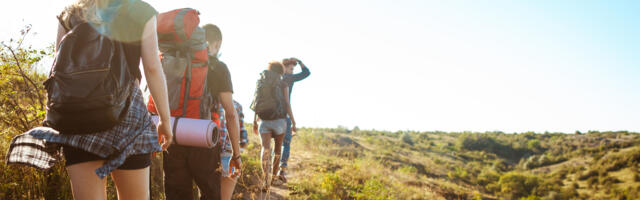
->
xmin=181 ymin=50 xmax=192 ymax=117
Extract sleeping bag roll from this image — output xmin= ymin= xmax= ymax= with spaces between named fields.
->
xmin=151 ymin=116 xmax=219 ymax=148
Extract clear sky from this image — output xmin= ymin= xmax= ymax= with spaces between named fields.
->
xmin=1 ymin=0 xmax=639 ymax=133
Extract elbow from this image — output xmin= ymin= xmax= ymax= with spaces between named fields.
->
xmin=144 ymin=64 xmax=163 ymax=77
xmin=225 ymin=111 xmax=238 ymax=123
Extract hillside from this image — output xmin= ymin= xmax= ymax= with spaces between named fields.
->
xmin=232 ymin=128 xmax=640 ymax=200
xmin=2 ymin=125 xmax=639 ymax=199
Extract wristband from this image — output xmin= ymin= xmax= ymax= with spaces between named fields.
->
xmin=232 ymin=155 xmax=241 ymax=161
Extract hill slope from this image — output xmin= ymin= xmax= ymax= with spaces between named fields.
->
xmin=234 ymin=128 xmax=640 ymax=200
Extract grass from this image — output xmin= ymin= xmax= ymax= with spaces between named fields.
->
xmin=2 ymin=125 xmax=640 ymax=199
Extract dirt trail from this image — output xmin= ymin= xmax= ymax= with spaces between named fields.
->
xmin=246 ymin=149 xmax=312 ymax=200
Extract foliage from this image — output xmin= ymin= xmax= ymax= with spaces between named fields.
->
xmin=0 ymin=25 xmax=71 ymax=200
xmin=0 ymin=25 xmax=50 ymax=134
xmin=401 ymin=132 xmax=414 ymax=146
xmin=456 ymin=133 xmax=532 ymax=161
xmin=497 ymin=172 xmax=540 ymax=200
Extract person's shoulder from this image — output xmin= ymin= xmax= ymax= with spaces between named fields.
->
xmin=208 ymin=56 xmax=227 ymax=69
xmin=217 ymin=60 xmax=228 ymax=69
xmin=128 ymin=0 xmax=154 ymax=10
xmin=125 ymin=0 xmax=158 ymax=24
xmin=211 ymin=59 xmax=228 ymax=73
xmin=282 ymin=73 xmax=295 ymax=83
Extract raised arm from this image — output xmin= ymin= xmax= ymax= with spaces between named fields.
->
xmin=282 ymin=60 xmax=310 ymax=83
xmin=141 ymin=16 xmax=173 ymax=150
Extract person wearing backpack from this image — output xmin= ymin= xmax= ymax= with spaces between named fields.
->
xmin=201 ymin=24 xmax=243 ymax=200
xmin=148 ymin=13 xmax=236 ymax=199
xmin=6 ymin=0 xmax=173 ymax=199
xmin=276 ymin=57 xmax=310 ymax=184
xmin=251 ymin=61 xmax=296 ymax=190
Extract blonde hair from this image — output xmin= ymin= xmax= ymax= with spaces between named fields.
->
xmin=62 ymin=0 xmax=111 ymax=26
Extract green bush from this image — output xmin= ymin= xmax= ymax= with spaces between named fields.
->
xmin=352 ymin=178 xmax=393 ymax=200
xmin=497 ymin=172 xmax=540 ymax=200
xmin=477 ymin=170 xmax=500 ymax=186
xmin=401 ymin=132 xmax=414 ymax=146
xmin=456 ymin=134 xmax=531 ymax=161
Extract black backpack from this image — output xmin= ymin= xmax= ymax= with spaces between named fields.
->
xmin=250 ymin=70 xmax=286 ymax=120
xmin=43 ymin=22 xmax=134 ymax=134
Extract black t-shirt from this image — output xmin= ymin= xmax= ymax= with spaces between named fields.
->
xmin=207 ymin=56 xmax=233 ymax=103
xmin=59 ymin=0 xmax=157 ymax=80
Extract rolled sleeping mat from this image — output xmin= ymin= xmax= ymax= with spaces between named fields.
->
xmin=151 ymin=116 xmax=219 ymax=148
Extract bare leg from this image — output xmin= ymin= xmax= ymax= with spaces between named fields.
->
xmin=260 ymin=132 xmax=273 ymax=187
xmin=66 ymin=160 xmax=107 ymax=200
xmin=221 ymin=176 xmax=238 ymax=200
xmin=111 ymin=167 xmax=150 ymax=200
xmin=272 ymin=133 xmax=285 ymax=177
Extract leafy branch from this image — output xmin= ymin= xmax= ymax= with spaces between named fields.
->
xmin=0 ymin=25 xmax=51 ymax=134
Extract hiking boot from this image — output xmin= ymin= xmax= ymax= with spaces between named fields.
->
xmin=278 ymin=170 xmax=288 ymax=183
xmin=272 ymin=177 xmax=284 ymax=186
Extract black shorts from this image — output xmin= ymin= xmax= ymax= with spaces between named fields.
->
xmin=63 ymin=145 xmax=151 ymax=170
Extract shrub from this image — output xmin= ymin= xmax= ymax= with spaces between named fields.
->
xmin=447 ymin=166 xmax=469 ymax=180
xmin=527 ymin=140 xmax=541 ymax=152
xmin=456 ymin=134 xmax=530 ymax=161
xmin=518 ymin=195 xmax=541 ymax=200
xmin=476 ymin=170 xmax=500 ymax=186
xmin=497 ymin=172 xmax=540 ymax=200
xmin=353 ymin=178 xmax=393 ymax=200
xmin=578 ymin=169 xmax=598 ymax=181
xmin=401 ymin=132 xmax=414 ymax=146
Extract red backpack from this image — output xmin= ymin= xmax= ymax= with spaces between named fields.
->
xmin=147 ymin=8 xmax=212 ymax=119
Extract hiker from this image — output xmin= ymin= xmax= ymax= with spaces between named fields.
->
xmin=214 ymin=99 xmax=247 ymax=199
xmin=149 ymin=12 xmax=239 ymax=200
xmin=201 ymin=24 xmax=243 ymax=200
xmin=277 ymin=57 xmax=311 ymax=184
xmin=6 ymin=0 xmax=173 ymax=199
xmin=251 ymin=61 xmax=297 ymax=190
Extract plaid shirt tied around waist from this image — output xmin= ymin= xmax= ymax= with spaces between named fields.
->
xmin=5 ymin=85 xmax=162 ymax=179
